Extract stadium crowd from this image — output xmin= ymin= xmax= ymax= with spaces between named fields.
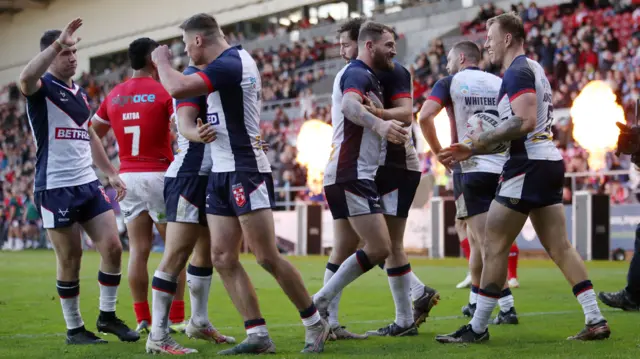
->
xmin=1 ymin=1 xmax=639 ymax=251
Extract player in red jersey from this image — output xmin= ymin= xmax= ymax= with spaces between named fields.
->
xmin=91 ymin=38 xmax=187 ymax=334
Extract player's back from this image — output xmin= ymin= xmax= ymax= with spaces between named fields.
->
xmin=196 ymin=46 xmax=270 ymax=173
xmin=97 ymin=77 xmax=174 ymax=173
xmin=376 ymin=60 xmax=419 ymax=172
xmin=498 ymin=55 xmax=562 ymax=162
xmin=325 ymin=60 xmax=384 ymax=186
xmin=166 ymin=66 xmax=212 ymax=177
xmin=26 ymin=73 xmax=97 ymax=191
xmin=429 ymin=67 xmax=505 ymax=174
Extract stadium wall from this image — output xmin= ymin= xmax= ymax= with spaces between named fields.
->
xmin=0 ymin=0 xmax=323 ymax=86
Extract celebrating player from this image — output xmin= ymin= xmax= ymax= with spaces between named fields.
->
xmin=146 ymin=57 xmax=235 ymax=353
xmin=91 ymin=38 xmax=188 ymax=334
xmin=19 ymin=19 xmax=138 ymax=344
xmin=312 ymin=20 xmax=409 ymax=329
xmin=435 ymin=13 xmax=610 ymax=343
xmin=150 ymin=13 xmax=330 ymax=354
xmin=326 ymin=18 xmax=439 ymax=339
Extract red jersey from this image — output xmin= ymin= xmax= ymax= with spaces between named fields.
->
xmin=94 ymin=77 xmax=174 ymax=173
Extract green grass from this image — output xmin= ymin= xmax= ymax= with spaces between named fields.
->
xmin=0 ymin=251 xmax=638 ymax=358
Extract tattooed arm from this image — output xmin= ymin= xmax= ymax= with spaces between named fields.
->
xmin=472 ymin=92 xmax=537 ymax=153
xmin=341 ymin=92 xmax=407 ymax=144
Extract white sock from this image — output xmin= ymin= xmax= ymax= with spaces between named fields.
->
xmin=98 ymin=271 xmax=121 ymax=313
xmin=470 ymin=294 xmax=497 ymax=333
xmin=301 ymin=307 xmax=322 ymax=327
xmin=324 ymin=265 xmax=342 ymax=328
xmin=245 ymin=319 xmax=269 ymax=336
xmin=186 ymin=265 xmax=213 ymax=327
xmin=409 ymin=271 xmax=425 ymax=302
xmin=315 ymin=250 xmax=372 ymax=307
xmin=150 ymin=271 xmax=177 ymax=340
xmin=57 ymin=280 xmax=84 ymax=330
xmin=387 ymin=265 xmax=414 ymax=328
xmin=498 ymin=289 xmax=514 ymax=312
xmin=577 ymin=289 xmax=604 ymax=325
xmin=469 ymin=286 xmax=478 ymax=305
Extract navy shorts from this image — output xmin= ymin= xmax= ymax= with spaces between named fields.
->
xmin=495 ymin=159 xmax=565 ymax=214
xmin=375 ymin=167 xmax=421 ymax=218
xmin=206 ymin=171 xmax=276 ymax=217
xmin=324 ymin=179 xmax=383 ymax=220
xmin=34 ymin=180 xmax=113 ymax=229
xmin=453 ymin=172 xmax=501 ymax=219
xmin=164 ymin=175 xmax=208 ymax=226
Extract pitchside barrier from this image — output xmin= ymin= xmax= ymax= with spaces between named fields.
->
xmin=274 ymin=169 xmax=639 ymax=260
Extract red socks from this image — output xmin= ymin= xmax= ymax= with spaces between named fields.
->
xmin=460 ymin=238 xmax=470 ymax=260
xmin=169 ymin=300 xmax=185 ymax=324
xmin=133 ymin=301 xmax=151 ymax=324
xmin=508 ymin=243 xmax=519 ymax=280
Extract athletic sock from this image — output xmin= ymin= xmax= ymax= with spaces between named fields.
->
xmin=470 ymin=289 xmax=499 ymax=333
xmin=469 ymin=284 xmax=479 ymax=305
xmin=315 ymin=250 xmax=374 ymax=306
xmin=387 ymin=264 xmax=414 ymax=328
xmin=409 ymin=270 xmax=426 ymax=302
xmin=134 ymin=301 xmax=151 ymax=324
xmin=300 ymin=303 xmax=322 ymax=327
xmin=508 ymin=243 xmax=519 ymax=280
xmin=460 ymin=238 xmax=470 ymax=260
xmin=57 ymin=280 xmax=84 ymax=332
xmin=169 ymin=300 xmax=185 ymax=324
xmin=245 ymin=318 xmax=269 ymax=336
xmin=498 ymin=288 xmax=514 ymax=312
xmin=324 ymin=262 xmax=342 ymax=328
xmin=187 ymin=264 xmax=213 ymax=327
xmin=573 ymin=280 xmax=605 ymax=325
xmin=150 ymin=271 xmax=177 ymax=340
xmin=98 ymin=271 xmax=120 ymax=317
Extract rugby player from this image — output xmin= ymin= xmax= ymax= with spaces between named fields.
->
xmin=436 ymin=13 xmax=610 ymax=342
xmin=19 ymin=18 xmax=138 ymax=344
xmin=150 ymin=13 xmax=330 ymax=354
xmin=91 ymin=37 xmax=189 ymax=335
xmin=419 ymin=40 xmax=519 ymax=324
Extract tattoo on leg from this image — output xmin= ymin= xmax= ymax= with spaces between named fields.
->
xmin=484 ymin=282 xmax=502 ymax=294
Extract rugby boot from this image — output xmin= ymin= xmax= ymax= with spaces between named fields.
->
xmin=66 ymin=327 xmax=108 ymax=345
xmin=217 ymin=333 xmax=276 ymax=355
xmin=146 ymin=334 xmax=198 ymax=354
xmin=96 ymin=314 xmax=140 ymax=342
xmin=567 ymin=320 xmax=611 ymax=341
xmin=598 ymin=289 xmax=640 ymax=311
xmin=435 ymin=324 xmax=489 ymax=344
xmin=329 ymin=325 xmax=368 ymax=340
xmin=462 ymin=303 xmax=476 ymax=317
xmin=412 ymin=285 xmax=440 ymax=327
xmin=492 ymin=307 xmax=519 ymax=325
xmin=185 ymin=319 xmax=236 ymax=344
xmin=301 ymin=318 xmax=330 ymax=353
xmin=366 ymin=322 xmax=418 ymax=337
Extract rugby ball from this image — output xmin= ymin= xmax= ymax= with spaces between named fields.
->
xmin=462 ymin=112 xmax=509 ymax=153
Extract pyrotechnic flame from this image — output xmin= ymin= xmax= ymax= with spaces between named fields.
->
xmin=570 ymin=81 xmax=624 ymax=170
xmin=295 ymin=119 xmax=333 ymax=195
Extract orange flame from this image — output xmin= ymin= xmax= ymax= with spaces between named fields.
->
xmin=415 ymin=109 xmax=452 ymax=177
xmin=295 ymin=119 xmax=333 ymax=195
xmin=570 ymin=81 xmax=624 ymax=170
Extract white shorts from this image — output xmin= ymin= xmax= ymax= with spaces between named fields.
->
xmin=120 ymin=172 xmax=167 ymax=224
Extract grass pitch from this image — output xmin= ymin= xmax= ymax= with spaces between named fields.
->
xmin=0 ymin=251 xmax=638 ymax=358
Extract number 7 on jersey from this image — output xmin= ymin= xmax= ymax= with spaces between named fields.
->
xmin=124 ymin=125 xmax=140 ymax=156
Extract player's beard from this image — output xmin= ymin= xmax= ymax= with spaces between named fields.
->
xmin=372 ymin=49 xmax=393 ymax=72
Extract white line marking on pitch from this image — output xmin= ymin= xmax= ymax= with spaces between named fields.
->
xmin=0 ymin=309 xmax=616 ymax=340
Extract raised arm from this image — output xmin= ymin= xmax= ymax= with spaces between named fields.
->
xmin=19 ymin=18 xmax=83 ymax=96
xmin=151 ymin=45 xmax=209 ymax=99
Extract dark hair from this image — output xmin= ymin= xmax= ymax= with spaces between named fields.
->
xmin=40 ymin=30 xmax=61 ymax=51
xmin=453 ymin=40 xmax=481 ymax=64
xmin=179 ymin=13 xmax=220 ymax=37
xmin=487 ymin=12 xmax=526 ymax=44
xmin=128 ymin=37 xmax=159 ymax=70
xmin=337 ymin=18 xmax=366 ymax=42
xmin=358 ymin=21 xmax=395 ymax=44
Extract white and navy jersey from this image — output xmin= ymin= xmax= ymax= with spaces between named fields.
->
xmin=498 ymin=55 xmax=562 ymax=161
xmin=324 ymin=60 xmax=384 ymax=185
xmin=376 ymin=61 xmax=420 ymax=172
xmin=196 ymin=45 xmax=270 ymax=173
xmin=166 ymin=66 xmax=212 ymax=177
xmin=428 ymin=67 xmax=505 ymax=174
xmin=26 ymin=73 xmax=97 ymax=191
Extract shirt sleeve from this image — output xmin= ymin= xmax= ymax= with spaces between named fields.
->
xmin=175 ymin=96 xmax=202 ymax=112
xmin=427 ymin=76 xmax=453 ymax=107
xmin=93 ymin=99 xmax=110 ymax=125
xmin=503 ymin=67 xmax=536 ymax=102
xmin=197 ymin=56 xmax=242 ymax=94
xmin=340 ymin=68 xmax=370 ymax=101
xmin=387 ymin=66 xmax=412 ymax=101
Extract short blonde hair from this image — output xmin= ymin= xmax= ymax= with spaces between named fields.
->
xmin=486 ymin=12 xmax=525 ymax=44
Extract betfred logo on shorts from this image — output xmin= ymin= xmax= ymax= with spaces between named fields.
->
xmin=55 ymin=128 xmax=90 ymax=141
